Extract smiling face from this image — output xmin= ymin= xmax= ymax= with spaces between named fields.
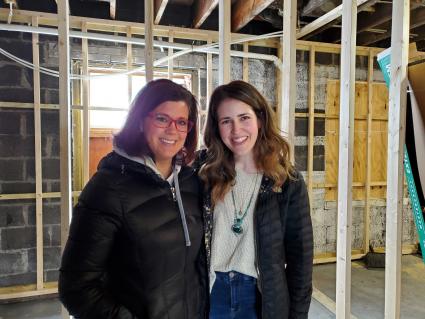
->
xmin=143 ymin=100 xmax=189 ymax=167
xmin=216 ymin=98 xmax=260 ymax=164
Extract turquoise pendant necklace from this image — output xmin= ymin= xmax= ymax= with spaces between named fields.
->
xmin=231 ymin=173 xmax=258 ymax=235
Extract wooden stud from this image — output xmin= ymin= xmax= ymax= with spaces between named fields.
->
xmin=82 ymin=22 xmax=90 ymax=185
xmin=281 ymin=0 xmax=296 ymax=158
xmin=127 ymin=26 xmax=133 ymax=103
xmin=144 ymin=0 xmax=154 ymax=82
xmin=206 ymin=36 xmax=213 ymax=106
xmin=308 ymin=47 xmax=316 ymax=203
xmin=385 ymin=0 xmax=410 ymax=318
xmin=218 ymin=0 xmax=231 ymax=85
xmin=336 ymin=0 xmax=357 ymax=317
xmin=193 ymin=0 xmax=219 ymax=29
xmin=364 ymin=50 xmax=374 ymax=255
xmin=58 ymin=0 xmax=72 ymax=251
xmin=276 ymin=45 xmax=282 ymax=114
xmin=154 ymin=0 xmax=169 ymax=25
xmin=168 ymin=30 xmax=174 ymax=80
xmin=71 ymin=61 xmax=83 ymax=193
xmin=243 ymin=42 xmax=249 ymax=82
xmin=31 ymin=16 xmax=44 ymax=291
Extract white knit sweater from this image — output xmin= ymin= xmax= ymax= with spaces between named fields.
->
xmin=210 ymin=168 xmax=263 ymax=291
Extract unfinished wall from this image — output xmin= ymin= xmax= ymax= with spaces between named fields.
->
xmin=0 ymin=31 xmax=61 ymax=287
xmin=0 ymin=30 xmax=419 ymax=288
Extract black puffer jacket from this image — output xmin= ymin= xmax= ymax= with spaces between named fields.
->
xmin=59 ymin=152 xmax=207 ymax=319
xmin=203 ymin=170 xmax=313 ymax=319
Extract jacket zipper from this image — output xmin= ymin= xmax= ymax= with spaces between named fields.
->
xmin=254 ymin=195 xmax=265 ymax=319
xmin=170 ymin=185 xmax=177 ymax=201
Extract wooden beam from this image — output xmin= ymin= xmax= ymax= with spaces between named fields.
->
xmin=297 ymin=0 xmax=370 ymax=40
xmin=193 ymin=0 xmax=219 ymax=29
xmin=231 ymin=0 xmax=274 ymax=32
xmin=281 ymin=0 xmax=296 ymax=159
xmin=206 ymin=36 xmax=213 ymax=100
xmin=144 ymin=0 xmax=154 ymax=82
xmin=358 ymin=7 xmax=425 ymax=46
xmin=218 ymin=0 xmax=230 ymax=84
xmin=364 ymin=50 xmax=374 ymax=255
xmin=307 ymin=47 xmax=316 ymax=204
xmin=243 ymin=42 xmax=249 ymax=81
xmin=154 ymin=0 xmax=169 ymax=25
xmin=168 ymin=30 xmax=174 ymax=80
xmin=32 ymin=16 xmax=44 ymax=291
xmin=336 ymin=0 xmax=357 ymax=317
xmin=58 ymin=0 xmax=72 ymax=252
xmin=385 ymin=0 xmax=410 ymax=317
xmin=82 ymin=22 xmax=90 ymax=185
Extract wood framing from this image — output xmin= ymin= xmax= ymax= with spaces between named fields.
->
xmin=58 ymin=0 xmax=72 ymax=253
xmin=364 ymin=50 xmax=374 ymax=255
xmin=336 ymin=0 xmax=357 ymax=317
xmin=231 ymin=0 xmax=274 ymax=32
xmin=127 ymin=26 xmax=133 ymax=103
xmin=297 ymin=0 xmax=369 ymax=40
xmin=82 ymin=22 xmax=90 ymax=185
xmin=31 ymin=16 xmax=44 ymax=291
xmin=243 ymin=43 xmax=249 ymax=81
xmin=281 ymin=0 xmax=296 ymax=156
xmin=218 ymin=0 xmax=230 ymax=84
xmin=193 ymin=0 xmax=218 ymax=29
xmin=154 ymin=0 xmax=169 ymax=25
xmin=385 ymin=0 xmax=410 ymax=317
xmin=144 ymin=0 xmax=154 ymax=82
xmin=168 ymin=30 xmax=174 ymax=80
xmin=206 ymin=36 xmax=213 ymax=100
xmin=307 ymin=47 xmax=316 ymax=202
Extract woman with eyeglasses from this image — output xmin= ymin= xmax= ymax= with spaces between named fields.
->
xmin=59 ymin=79 xmax=207 ymax=319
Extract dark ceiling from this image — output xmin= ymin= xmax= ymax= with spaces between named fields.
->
xmin=1 ymin=0 xmax=425 ymax=50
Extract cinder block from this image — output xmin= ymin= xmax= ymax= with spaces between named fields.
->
xmin=44 ymin=269 xmax=59 ymax=282
xmin=43 ymin=200 xmax=61 ymax=225
xmin=326 ymin=225 xmax=336 ymax=244
xmin=313 ymin=225 xmax=327 ymax=246
xmin=0 ymin=64 xmax=24 ymax=86
xmin=43 ymin=225 xmax=60 ymax=246
xmin=41 ymin=110 xmax=59 ymax=135
xmin=41 ymin=88 xmax=59 ymax=104
xmin=43 ymin=246 xmax=61 ymax=270
xmin=0 ymin=87 xmax=33 ymax=103
xmin=0 ymin=135 xmax=35 ymax=157
xmin=0 ymin=159 xmax=23 ymax=181
xmin=1 ymin=181 xmax=35 ymax=194
xmin=0 ymin=272 xmax=36 ymax=287
xmin=0 ymin=110 xmax=21 ymax=135
xmin=0 ymin=252 xmax=26 ymax=275
xmin=42 ymin=158 xmax=60 ymax=180
xmin=40 ymin=72 xmax=59 ymax=90
xmin=314 ymin=118 xmax=325 ymax=136
xmin=0 ymin=203 xmax=25 ymax=227
xmin=1 ymin=227 xmax=36 ymax=250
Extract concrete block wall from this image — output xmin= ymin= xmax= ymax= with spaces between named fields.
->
xmin=0 ymin=31 xmax=61 ymax=287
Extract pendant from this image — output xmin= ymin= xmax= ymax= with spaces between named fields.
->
xmin=231 ymin=218 xmax=243 ymax=234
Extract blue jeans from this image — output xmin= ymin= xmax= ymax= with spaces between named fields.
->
xmin=210 ymin=271 xmax=258 ymax=319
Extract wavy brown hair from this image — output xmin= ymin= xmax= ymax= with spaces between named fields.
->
xmin=199 ymin=80 xmax=294 ymax=205
xmin=114 ymin=79 xmax=198 ymax=165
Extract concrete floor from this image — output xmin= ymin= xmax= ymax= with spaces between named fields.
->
xmin=0 ymin=255 xmax=423 ymax=319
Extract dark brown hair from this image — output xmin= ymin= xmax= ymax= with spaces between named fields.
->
xmin=114 ymin=79 xmax=198 ymax=164
xmin=199 ymin=80 xmax=294 ymax=204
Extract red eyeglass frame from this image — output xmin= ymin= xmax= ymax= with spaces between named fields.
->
xmin=147 ymin=112 xmax=194 ymax=133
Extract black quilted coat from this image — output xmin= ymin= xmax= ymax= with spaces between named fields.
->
xmin=59 ymin=152 xmax=207 ymax=319
xmin=203 ymin=170 xmax=313 ymax=319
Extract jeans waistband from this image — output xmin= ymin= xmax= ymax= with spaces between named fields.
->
xmin=215 ymin=271 xmax=256 ymax=283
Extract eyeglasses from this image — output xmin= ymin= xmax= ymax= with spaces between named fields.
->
xmin=147 ymin=113 xmax=194 ymax=133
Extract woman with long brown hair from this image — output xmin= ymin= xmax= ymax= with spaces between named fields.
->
xmin=198 ymin=80 xmax=313 ymax=319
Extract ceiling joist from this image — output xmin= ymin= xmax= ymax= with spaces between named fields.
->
xmin=193 ymin=0 xmax=219 ymax=28
xmin=154 ymin=0 xmax=170 ymax=25
xmin=232 ymin=0 xmax=274 ymax=32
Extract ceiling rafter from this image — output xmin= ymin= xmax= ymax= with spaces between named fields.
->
xmin=193 ymin=0 xmax=219 ymax=28
xmin=232 ymin=0 xmax=274 ymax=32
xmin=154 ymin=0 xmax=170 ymax=24
xmin=357 ymin=6 xmax=425 ymax=45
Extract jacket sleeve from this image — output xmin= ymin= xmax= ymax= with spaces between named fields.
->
xmin=59 ymin=173 xmax=138 ymax=319
xmin=284 ymin=172 xmax=313 ymax=319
